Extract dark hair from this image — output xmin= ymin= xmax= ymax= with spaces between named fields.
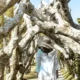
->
xmin=40 ymin=47 xmax=53 ymax=54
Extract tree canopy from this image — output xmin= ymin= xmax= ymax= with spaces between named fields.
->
xmin=0 ymin=0 xmax=80 ymax=80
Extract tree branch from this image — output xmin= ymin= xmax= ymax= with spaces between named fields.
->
xmin=19 ymin=25 xmax=41 ymax=50
xmin=0 ymin=0 xmax=20 ymax=15
xmin=58 ymin=34 xmax=80 ymax=55
xmin=0 ymin=26 xmax=19 ymax=64
xmin=0 ymin=2 xmax=26 ymax=38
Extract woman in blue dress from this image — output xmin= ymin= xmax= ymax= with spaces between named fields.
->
xmin=36 ymin=37 xmax=60 ymax=80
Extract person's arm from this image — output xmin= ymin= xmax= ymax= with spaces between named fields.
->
xmin=55 ymin=57 xmax=59 ymax=78
xmin=36 ymin=56 xmax=41 ymax=73
xmin=56 ymin=70 xmax=58 ymax=78
xmin=36 ymin=57 xmax=41 ymax=77
xmin=36 ymin=49 xmax=41 ymax=74
xmin=55 ymin=51 xmax=60 ymax=78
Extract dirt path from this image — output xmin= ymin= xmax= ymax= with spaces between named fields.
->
xmin=23 ymin=64 xmax=64 ymax=80
xmin=23 ymin=64 xmax=37 ymax=80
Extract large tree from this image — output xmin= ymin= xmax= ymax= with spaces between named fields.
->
xmin=0 ymin=0 xmax=80 ymax=80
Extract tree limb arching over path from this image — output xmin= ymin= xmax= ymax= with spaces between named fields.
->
xmin=0 ymin=0 xmax=80 ymax=80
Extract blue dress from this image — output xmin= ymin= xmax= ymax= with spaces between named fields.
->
xmin=36 ymin=49 xmax=60 ymax=80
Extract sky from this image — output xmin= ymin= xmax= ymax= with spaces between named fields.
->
xmin=30 ymin=0 xmax=80 ymax=23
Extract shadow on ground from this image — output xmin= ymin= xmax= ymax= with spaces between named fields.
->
xmin=23 ymin=64 xmax=37 ymax=80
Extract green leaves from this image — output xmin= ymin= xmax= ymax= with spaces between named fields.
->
xmin=77 ymin=18 xmax=80 ymax=24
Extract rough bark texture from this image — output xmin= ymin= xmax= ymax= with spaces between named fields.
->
xmin=0 ymin=0 xmax=80 ymax=80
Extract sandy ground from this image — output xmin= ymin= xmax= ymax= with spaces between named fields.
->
xmin=23 ymin=64 xmax=64 ymax=80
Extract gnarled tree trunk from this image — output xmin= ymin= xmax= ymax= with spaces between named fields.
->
xmin=0 ymin=0 xmax=80 ymax=80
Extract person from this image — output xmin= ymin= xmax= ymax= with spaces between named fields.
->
xmin=35 ymin=36 xmax=60 ymax=80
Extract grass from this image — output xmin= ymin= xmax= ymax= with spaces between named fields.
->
xmin=61 ymin=69 xmax=75 ymax=80
xmin=23 ymin=64 xmax=37 ymax=80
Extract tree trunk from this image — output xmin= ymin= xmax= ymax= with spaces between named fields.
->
xmin=4 ymin=47 xmax=19 ymax=80
xmin=4 ymin=63 xmax=10 ymax=80
xmin=0 ymin=64 xmax=4 ymax=80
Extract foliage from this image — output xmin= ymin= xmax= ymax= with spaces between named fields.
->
xmin=5 ymin=7 xmax=14 ymax=17
xmin=77 ymin=18 xmax=80 ymax=24
xmin=0 ymin=15 xmax=4 ymax=26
